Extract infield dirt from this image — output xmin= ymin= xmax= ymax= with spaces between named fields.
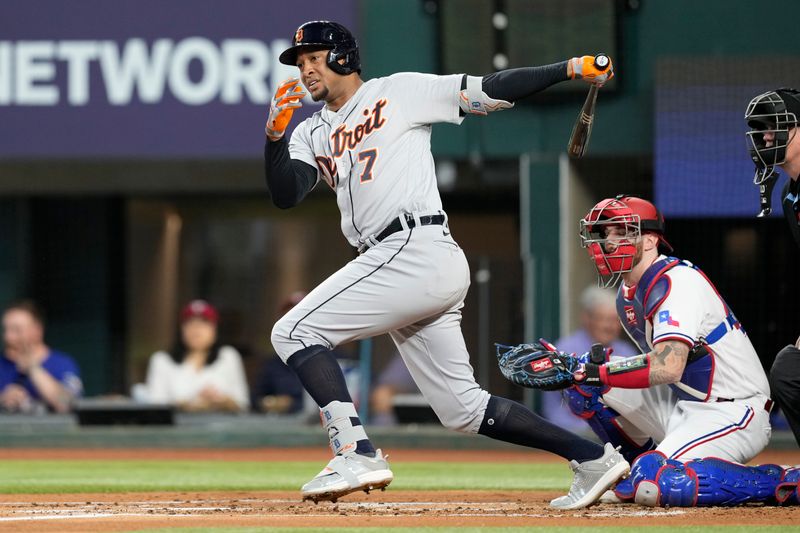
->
xmin=0 ymin=448 xmax=797 ymax=531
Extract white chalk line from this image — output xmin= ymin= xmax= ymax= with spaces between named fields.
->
xmin=0 ymin=500 xmax=687 ymax=522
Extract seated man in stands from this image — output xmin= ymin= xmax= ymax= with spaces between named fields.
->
xmin=0 ymin=300 xmax=83 ymax=413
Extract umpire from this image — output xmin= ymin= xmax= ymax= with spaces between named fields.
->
xmin=745 ymin=87 xmax=800 ymax=445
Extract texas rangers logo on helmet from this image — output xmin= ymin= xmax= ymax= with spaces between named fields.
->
xmin=294 ymin=28 xmax=304 ymax=44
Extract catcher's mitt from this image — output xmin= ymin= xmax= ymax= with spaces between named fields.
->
xmin=495 ymin=340 xmax=581 ymax=391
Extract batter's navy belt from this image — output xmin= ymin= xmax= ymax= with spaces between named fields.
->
xmin=358 ymin=213 xmax=446 ymax=254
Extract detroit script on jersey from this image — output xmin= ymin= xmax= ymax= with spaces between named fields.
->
xmin=288 ymin=72 xmax=465 ymax=247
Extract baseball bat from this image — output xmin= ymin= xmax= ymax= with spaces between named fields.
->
xmin=567 ymin=54 xmax=610 ymax=159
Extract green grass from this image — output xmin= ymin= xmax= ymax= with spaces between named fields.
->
xmin=126 ymin=526 xmax=800 ymax=533
xmin=0 ymin=460 xmax=569 ymax=493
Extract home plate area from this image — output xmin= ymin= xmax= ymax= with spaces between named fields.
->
xmin=0 ymin=491 xmax=795 ymax=531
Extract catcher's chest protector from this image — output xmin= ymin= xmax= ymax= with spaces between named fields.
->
xmin=616 ymin=257 xmax=714 ymax=402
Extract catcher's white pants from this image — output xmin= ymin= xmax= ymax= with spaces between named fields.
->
xmin=602 ymin=384 xmax=771 ymax=462
xmin=271 ymin=223 xmax=490 ymax=433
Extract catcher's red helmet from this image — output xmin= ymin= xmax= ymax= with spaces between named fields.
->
xmin=579 ymin=195 xmax=672 ymax=287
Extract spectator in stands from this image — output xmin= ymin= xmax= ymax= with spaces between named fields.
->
xmin=251 ymin=292 xmax=306 ymax=414
xmin=144 ymin=300 xmax=249 ymax=412
xmin=541 ymin=285 xmax=636 ymax=431
xmin=370 ymin=352 xmax=420 ymax=426
xmin=0 ymin=300 xmax=82 ymax=414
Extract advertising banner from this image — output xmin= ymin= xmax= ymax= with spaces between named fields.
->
xmin=0 ymin=0 xmax=356 ymax=158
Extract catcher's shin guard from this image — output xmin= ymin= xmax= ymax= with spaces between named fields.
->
xmin=631 ymin=456 xmax=787 ymax=507
xmin=564 ymin=385 xmax=656 ymax=462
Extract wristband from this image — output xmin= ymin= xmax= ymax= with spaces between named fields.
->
xmin=580 ymin=363 xmax=603 ymax=386
xmin=600 ymin=354 xmax=651 ymax=388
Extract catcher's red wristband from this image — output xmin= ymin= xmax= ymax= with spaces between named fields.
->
xmin=599 ymin=354 xmax=651 ymax=388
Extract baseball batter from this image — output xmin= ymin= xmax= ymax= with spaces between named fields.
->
xmin=501 ymin=195 xmax=785 ymax=506
xmin=745 ymin=88 xmax=800 ymax=448
xmin=264 ymin=20 xmax=627 ymax=507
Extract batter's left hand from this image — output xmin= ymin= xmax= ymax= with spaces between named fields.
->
xmin=569 ymin=55 xmax=614 ymax=85
xmin=265 ymin=77 xmax=307 ymax=142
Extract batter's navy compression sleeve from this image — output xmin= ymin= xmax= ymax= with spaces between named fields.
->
xmin=479 ymin=61 xmax=569 ymax=102
xmin=264 ymin=137 xmax=317 ymax=209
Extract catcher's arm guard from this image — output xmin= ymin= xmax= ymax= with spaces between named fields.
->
xmin=495 ymin=340 xmax=581 ymax=391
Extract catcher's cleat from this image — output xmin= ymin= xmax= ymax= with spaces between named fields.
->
xmin=598 ymin=489 xmax=625 ymax=504
xmin=301 ymin=449 xmax=393 ymax=503
xmin=550 ymin=443 xmax=630 ymax=510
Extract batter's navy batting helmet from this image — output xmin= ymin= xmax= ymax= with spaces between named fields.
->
xmin=279 ymin=21 xmax=360 ymax=75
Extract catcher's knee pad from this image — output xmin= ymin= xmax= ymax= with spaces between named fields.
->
xmin=645 ymin=462 xmax=699 ymax=507
xmin=612 ymin=450 xmax=666 ymax=505
xmin=564 ymin=385 xmax=656 ymax=463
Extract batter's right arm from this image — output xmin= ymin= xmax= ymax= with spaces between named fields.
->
xmin=458 ymin=56 xmax=613 ymax=117
xmin=264 ymin=138 xmax=317 ymax=209
xmin=479 ymin=62 xmax=569 ymax=103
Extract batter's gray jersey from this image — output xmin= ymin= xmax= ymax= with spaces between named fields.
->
xmin=273 ymin=72 xmax=491 ymax=432
xmin=288 ymin=73 xmax=465 ymax=248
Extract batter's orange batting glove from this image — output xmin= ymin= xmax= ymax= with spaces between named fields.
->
xmin=265 ymin=77 xmax=307 ymax=141
xmin=569 ymin=55 xmax=614 ymax=86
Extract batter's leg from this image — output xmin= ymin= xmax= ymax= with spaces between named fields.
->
xmin=391 ymin=309 xmax=632 ymax=472
xmin=389 ymin=311 xmax=602 ymax=459
xmin=390 ymin=309 xmax=629 ymax=509
xmin=390 ymin=311 xmax=629 ymax=509
xmin=770 ymin=343 xmax=800 ymax=446
xmin=270 ymin=227 xmax=477 ymax=501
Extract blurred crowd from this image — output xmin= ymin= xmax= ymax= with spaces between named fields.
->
xmin=0 ymin=294 xmax=355 ymax=418
xmin=2 ymin=291 xmax=789 ymax=430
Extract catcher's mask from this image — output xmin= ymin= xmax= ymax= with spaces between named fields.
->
xmin=579 ymin=195 xmax=673 ymax=288
xmin=279 ymin=20 xmax=360 ymax=75
xmin=745 ymin=88 xmax=800 ymax=216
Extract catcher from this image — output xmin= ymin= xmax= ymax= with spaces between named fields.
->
xmin=497 ymin=195 xmax=800 ymax=506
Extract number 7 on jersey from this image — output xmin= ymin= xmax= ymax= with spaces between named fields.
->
xmin=358 ymin=148 xmax=378 ymax=183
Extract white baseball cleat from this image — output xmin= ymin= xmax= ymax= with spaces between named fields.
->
xmin=550 ymin=443 xmax=630 ymax=510
xmin=301 ymin=449 xmax=393 ymax=503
